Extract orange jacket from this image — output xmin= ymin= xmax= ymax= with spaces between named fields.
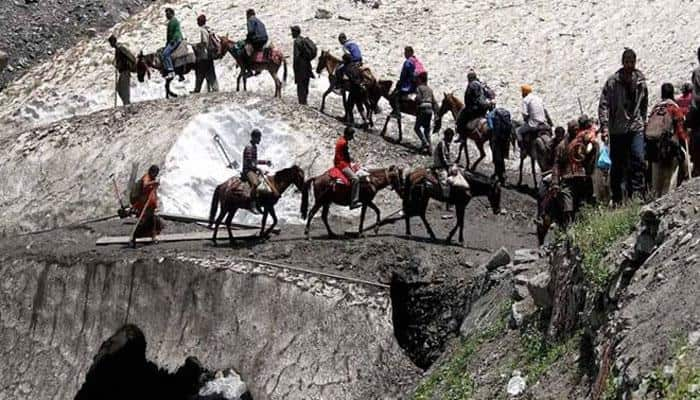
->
xmin=334 ymin=136 xmax=351 ymax=170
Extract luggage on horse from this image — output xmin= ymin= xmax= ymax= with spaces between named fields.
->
xmin=158 ymin=40 xmax=196 ymax=69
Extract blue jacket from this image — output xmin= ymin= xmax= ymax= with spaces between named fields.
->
xmin=343 ymin=40 xmax=362 ymax=63
xmin=398 ymin=58 xmax=416 ymax=93
xmin=246 ymin=16 xmax=268 ymax=43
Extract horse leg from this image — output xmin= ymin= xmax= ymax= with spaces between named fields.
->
xmin=270 ymin=69 xmax=280 ymax=98
xmin=304 ymin=202 xmax=322 ymax=239
xmin=471 ymin=141 xmax=486 ymax=171
xmin=263 ymin=207 xmax=278 ymax=237
xmin=420 ymin=209 xmax=437 ymax=241
xmin=212 ymin=210 xmax=227 ymax=244
xmin=237 ymin=72 xmax=242 ymax=92
xmin=455 ymin=141 xmax=463 ymax=164
xmin=367 ymin=202 xmax=381 ymax=235
xmin=531 ymin=155 xmax=538 ymax=189
xmin=397 ymin=113 xmax=403 ymax=143
xmin=464 ymin=141 xmax=471 ymax=170
xmin=320 ymin=87 xmax=332 ymax=113
xmin=381 ymin=114 xmax=391 ymax=137
xmin=225 ymin=209 xmax=237 ymax=247
xmin=518 ymin=155 xmax=525 ymax=186
xmin=455 ymin=203 xmax=466 ymax=243
xmin=259 ymin=209 xmax=268 ymax=237
xmin=358 ymin=204 xmax=368 ymax=237
xmin=321 ymin=204 xmax=336 ymax=238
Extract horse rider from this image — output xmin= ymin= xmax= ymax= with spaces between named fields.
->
xmin=130 ymin=165 xmax=164 ymax=239
xmin=390 ymin=46 xmax=425 ymax=116
xmin=336 ymin=33 xmax=362 ymax=83
xmin=244 ymin=8 xmax=269 ymax=77
xmin=517 ymin=84 xmax=552 ymax=151
xmin=108 ymin=35 xmax=136 ymax=105
xmin=647 ymin=82 xmax=690 ymax=198
xmin=457 ymin=70 xmax=492 ymax=137
xmin=432 ymin=128 xmax=455 ymax=198
xmin=414 ymin=72 xmax=438 ymax=153
xmin=162 ymin=7 xmax=183 ymax=81
xmin=335 ymin=127 xmax=362 ymax=209
xmin=598 ymin=48 xmax=648 ymax=204
xmin=193 ymin=14 xmax=219 ymax=93
xmin=242 ymin=129 xmax=272 ymax=212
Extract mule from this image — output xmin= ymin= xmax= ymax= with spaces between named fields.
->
xmin=220 ymin=36 xmax=287 ymax=98
xmin=378 ymin=82 xmax=422 ymax=143
xmin=434 ymin=93 xmax=492 ymax=171
xmin=208 ymin=166 xmax=305 ymax=245
xmin=136 ymin=46 xmax=196 ymax=99
xmin=517 ymin=128 xmax=554 ymax=189
xmin=300 ymin=166 xmax=402 ymax=238
xmin=401 ymin=168 xmax=501 ymax=243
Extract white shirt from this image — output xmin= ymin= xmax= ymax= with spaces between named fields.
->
xmin=521 ymin=93 xmax=546 ymax=128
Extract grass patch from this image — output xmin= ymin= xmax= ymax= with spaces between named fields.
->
xmin=516 ymin=322 xmax=579 ymax=383
xmin=647 ymin=337 xmax=700 ymax=400
xmin=562 ymin=203 xmax=641 ymax=288
xmin=413 ymin=301 xmax=511 ymax=400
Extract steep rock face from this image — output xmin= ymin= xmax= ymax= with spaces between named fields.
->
xmin=0 ymin=254 xmax=419 ymax=400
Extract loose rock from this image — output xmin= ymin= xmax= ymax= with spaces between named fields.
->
xmin=485 ymin=246 xmax=512 ymax=271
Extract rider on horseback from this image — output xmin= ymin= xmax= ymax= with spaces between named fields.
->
xmin=335 ymin=127 xmax=362 ymax=209
xmin=432 ymin=128 xmax=455 ymax=198
xmin=336 ymin=33 xmax=362 ymax=85
xmin=244 ymin=9 xmax=269 ymax=78
xmin=242 ymin=129 xmax=272 ymax=213
xmin=457 ymin=70 xmax=493 ymax=139
xmin=162 ymin=8 xmax=183 ymax=81
xmin=517 ymin=84 xmax=552 ymax=150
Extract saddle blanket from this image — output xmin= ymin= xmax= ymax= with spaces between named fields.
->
xmin=159 ymin=41 xmax=195 ymax=69
xmin=327 ymin=165 xmax=366 ymax=186
xmin=250 ymin=46 xmax=284 ymax=64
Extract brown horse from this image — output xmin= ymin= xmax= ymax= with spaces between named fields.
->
xmin=315 ymin=50 xmax=383 ymax=127
xmin=517 ymin=128 xmax=554 ymax=189
xmin=401 ymin=168 xmax=502 ymax=244
xmin=208 ymin=165 xmax=305 ymax=245
xmin=434 ymin=93 xmax=492 ymax=171
xmin=378 ymin=81 xmax=421 ymax=143
xmin=300 ymin=166 xmax=402 ymax=238
xmin=219 ymin=36 xmax=287 ymax=98
xmin=136 ymin=48 xmax=196 ymax=99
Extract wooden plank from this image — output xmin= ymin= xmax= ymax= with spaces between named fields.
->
xmin=159 ymin=213 xmax=280 ymax=234
xmin=96 ymin=229 xmax=258 ymax=246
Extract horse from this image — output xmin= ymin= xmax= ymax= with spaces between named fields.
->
xmin=378 ymin=81 xmax=421 ymax=143
xmin=136 ymin=47 xmax=197 ymax=99
xmin=315 ymin=50 xmax=383 ymax=127
xmin=300 ymin=166 xmax=402 ymax=239
xmin=401 ymin=168 xmax=502 ymax=244
xmin=517 ymin=128 xmax=554 ymax=189
xmin=434 ymin=93 xmax=492 ymax=171
xmin=219 ymin=36 xmax=287 ymax=98
xmin=208 ymin=165 xmax=305 ymax=245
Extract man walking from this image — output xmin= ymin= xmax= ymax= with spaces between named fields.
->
xmin=291 ymin=26 xmax=315 ymax=105
xmin=193 ymin=14 xmax=219 ymax=93
xmin=108 ymin=35 xmax=136 ymax=105
xmin=598 ymin=48 xmax=648 ymax=204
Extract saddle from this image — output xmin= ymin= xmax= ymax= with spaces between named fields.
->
xmin=158 ymin=41 xmax=195 ymax=69
xmin=251 ymin=45 xmax=284 ymax=65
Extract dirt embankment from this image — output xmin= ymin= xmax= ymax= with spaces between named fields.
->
xmin=0 ymin=0 xmax=150 ymax=90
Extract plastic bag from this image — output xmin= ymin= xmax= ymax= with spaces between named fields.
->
xmin=597 ymin=143 xmax=611 ymax=170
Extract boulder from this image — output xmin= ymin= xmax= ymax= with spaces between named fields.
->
xmin=509 ymin=296 xmax=536 ymax=329
xmin=512 ymin=283 xmax=529 ymax=301
xmin=315 ymin=8 xmax=333 ymax=19
xmin=526 ymin=271 xmax=552 ymax=309
xmin=485 ymin=246 xmax=512 ymax=271
xmin=513 ymin=248 xmax=540 ymax=265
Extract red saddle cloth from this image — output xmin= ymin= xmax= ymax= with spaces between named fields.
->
xmin=326 ymin=164 xmax=361 ymax=186
xmin=252 ymin=47 xmax=283 ymax=64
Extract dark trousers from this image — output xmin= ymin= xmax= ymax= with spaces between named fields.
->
xmin=193 ymin=59 xmax=218 ymax=93
xmin=690 ymin=128 xmax=700 ymax=177
xmin=414 ymin=110 xmax=432 ymax=148
xmin=609 ymin=131 xmax=645 ymax=203
xmin=490 ymin=135 xmax=510 ymax=183
xmin=296 ymin=77 xmax=310 ymax=105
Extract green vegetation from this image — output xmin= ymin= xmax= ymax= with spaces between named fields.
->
xmin=518 ymin=323 xmax=579 ymax=382
xmin=413 ymin=301 xmax=511 ymax=400
xmin=647 ymin=337 xmax=700 ymax=400
xmin=563 ymin=203 xmax=641 ymax=288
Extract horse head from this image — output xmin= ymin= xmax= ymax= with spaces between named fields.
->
xmin=275 ymin=165 xmax=305 ymax=193
xmin=136 ymin=51 xmax=149 ymax=82
xmin=315 ymin=50 xmax=329 ymax=75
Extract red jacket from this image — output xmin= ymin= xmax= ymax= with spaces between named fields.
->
xmin=334 ymin=136 xmax=351 ymax=170
xmin=676 ymin=93 xmax=692 ymax=116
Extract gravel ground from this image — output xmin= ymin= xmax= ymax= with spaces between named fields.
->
xmin=0 ymin=0 xmax=151 ymax=90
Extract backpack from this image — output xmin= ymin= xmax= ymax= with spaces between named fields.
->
xmin=300 ymin=36 xmax=317 ymax=60
xmin=646 ymin=102 xmax=674 ymax=141
xmin=482 ymin=82 xmax=496 ymax=100
xmin=489 ymin=107 xmax=512 ymax=139
xmin=411 ymin=56 xmax=426 ymax=77
xmin=208 ymin=30 xmax=221 ymax=59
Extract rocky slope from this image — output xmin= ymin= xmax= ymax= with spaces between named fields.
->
xmin=0 ymin=0 xmax=151 ymax=90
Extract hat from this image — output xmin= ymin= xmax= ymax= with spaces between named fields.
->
xmin=290 ymin=25 xmax=301 ymax=35
xmin=520 ymin=84 xmax=533 ymax=96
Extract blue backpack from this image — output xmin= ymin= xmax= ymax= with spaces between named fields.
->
xmin=488 ymin=107 xmax=512 ymax=139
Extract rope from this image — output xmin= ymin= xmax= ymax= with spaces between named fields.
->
xmin=16 ymin=214 xmax=120 ymax=237
xmin=230 ymin=256 xmax=391 ymax=290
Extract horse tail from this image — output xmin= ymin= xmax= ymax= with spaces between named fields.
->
xmin=300 ymin=177 xmax=314 ymax=220
xmin=209 ymin=185 xmax=221 ymax=227
xmin=282 ymin=57 xmax=288 ymax=83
